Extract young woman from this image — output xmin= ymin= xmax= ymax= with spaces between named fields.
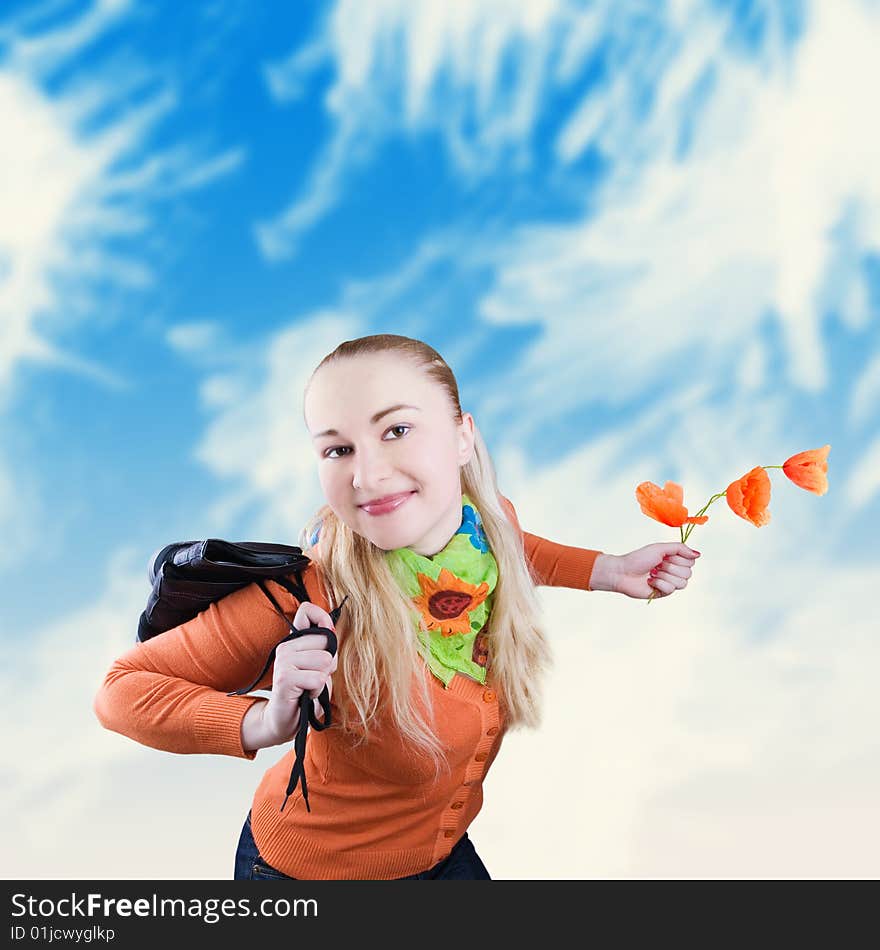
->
xmin=93 ymin=333 xmax=699 ymax=880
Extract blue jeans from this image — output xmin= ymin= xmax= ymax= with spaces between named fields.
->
xmin=234 ymin=810 xmax=492 ymax=880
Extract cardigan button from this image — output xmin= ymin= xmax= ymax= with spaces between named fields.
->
xmin=474 ymin=752 xmax=488 ymax=762
xmin=486 ymin=726 xmax=499 ymax=736
xmin=451 ymin=801 xmax=464 ymax=810
xmin=482 ymin=690 xmax=496 ymax=703
xmin=444 ymin=829 xmax=455 ymax=838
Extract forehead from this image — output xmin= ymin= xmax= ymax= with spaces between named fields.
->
xmin=304 ymin=355 xmax=443 ymax=433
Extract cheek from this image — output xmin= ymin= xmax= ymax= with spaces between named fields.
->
xmin=423 ymin=446 xmax=465 ymax=486
xmin=317 ymin=465 xmax=331 ymax=495
xmin=412 ymin=441 xmax=454 ymax=474
xmin=318 ymin=466 xmax=346 ymax=506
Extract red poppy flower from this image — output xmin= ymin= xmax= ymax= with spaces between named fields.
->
xmin=726 ymin=466 xmax=771 ymax=527
xmin=782 ymin=444 xmax=830 ymax=495
xmin=637 ymin=444 xmax=829 ymax=605
xmin=636 ymin=480 xmax=709 ymax=528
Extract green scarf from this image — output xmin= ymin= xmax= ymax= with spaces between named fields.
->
xmin=385 ymin=493 xmax=497 ymax=687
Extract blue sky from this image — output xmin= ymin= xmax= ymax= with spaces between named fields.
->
xmin=2 ymin=0 xmax=878 ymax=879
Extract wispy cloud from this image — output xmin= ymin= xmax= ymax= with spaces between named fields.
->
xmin=849 ymin=353 xmax=880 ymax=429
xmin=1 ymin=545 xmax=146 ymax=844
xmin=0 ymin=450 xmax=42 ymax=571
xmin=475 ymin=0 xmax=879 ymax=465
xmin=1 ymin=0 xmax=132 ymax=73
xmin=257 ymin=0 xmax=578 ymax=258
xmin=254 ymin=0 xmax=817 ymax=261
xmin=845 ymin=436 xmax=880 ymax=511
xmin=0 ymin=1 xmax=246 ymax=404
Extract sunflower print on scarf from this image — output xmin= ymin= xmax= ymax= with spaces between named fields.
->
xmin=385 ymin=494 xmax=498 ymax=687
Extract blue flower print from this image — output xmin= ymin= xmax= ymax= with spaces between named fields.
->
xmin=456 ymin=504 xmax=489 ymax=553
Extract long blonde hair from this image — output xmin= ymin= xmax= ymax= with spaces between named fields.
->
xmin=299 ymin=334 xmax=552 ymax=776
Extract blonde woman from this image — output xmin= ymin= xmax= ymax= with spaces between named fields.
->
xmin=93 ymin=333 xmax=700 ymax=880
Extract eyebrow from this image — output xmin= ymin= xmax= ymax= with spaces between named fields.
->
xmin=311 ymin=404 xmax=421 ymax=440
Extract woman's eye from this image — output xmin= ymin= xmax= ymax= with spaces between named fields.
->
xmin=324 ymin=424 xmax=410 ymax=459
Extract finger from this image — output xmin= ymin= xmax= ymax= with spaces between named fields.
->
xmin=648 ymin=579 xmax=667 ymax=596
xmin=650 ymin=563 xmax=677 ymax=581
xmin=277 ymin=633 xmax=335 ymax=654
xmin=276 ymin=648 xmax=336 ymax=670
xmin=294 ymin=669 xmax=331 ymax=693
xmin=293 ymin=601 xmax=337 ymax=632
xmin=657 ymin=567 xmax=689 ymax=585
xmin=311 ymin=677 xmax=333 ymax=720
xmin=649 ymin=576 xmax=670 ymax=594
xmin=656 ymin=573 xmax=687 ymax=592
xmin=653 ymin=563 xmax=691 ymax=580
xmin=307 ymin=672 xmax=333 ymax=701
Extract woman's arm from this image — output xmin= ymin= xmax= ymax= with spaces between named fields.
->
xmin=93 ymin=575 xmax=305 ymax=759
xmin=497 ymin=493 xmax=608 ymax=591
xmin=241 ymin=698 xmax=281 ymax=754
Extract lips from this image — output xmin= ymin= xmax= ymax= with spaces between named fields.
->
xmin=359 ymin=491 xmax=415 ymax=515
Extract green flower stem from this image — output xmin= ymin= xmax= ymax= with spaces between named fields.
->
xmin=648 ymin=464 xmax=783 ymax=605
xmin=682 ymin=491 xmax=726 ymax=543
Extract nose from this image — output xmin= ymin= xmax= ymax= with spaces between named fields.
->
xmin=351 ymin=443 xmax=393 ymax=492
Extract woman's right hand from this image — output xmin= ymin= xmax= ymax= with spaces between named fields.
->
xmin=260 ymin=601 xmax=338 ymax=746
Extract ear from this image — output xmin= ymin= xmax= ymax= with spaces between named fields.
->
xmin=458 ymin=411 xmax=476 ymax=466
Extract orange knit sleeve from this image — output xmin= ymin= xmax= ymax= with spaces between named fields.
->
xmin=497 ymin=492 xmax=603 ymax=591
xmin=93 ymin=577 xmax=303 ymax=760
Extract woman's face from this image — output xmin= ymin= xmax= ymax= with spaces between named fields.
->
xmin=304 ymin=353 xmax=475 ymax=556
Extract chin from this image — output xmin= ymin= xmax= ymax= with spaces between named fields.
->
xmin=370 ymin=529 xmax=416 ymax=551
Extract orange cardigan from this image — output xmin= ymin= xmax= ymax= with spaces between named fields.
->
xmin=93 ymin=494 xmax=602 ymax=879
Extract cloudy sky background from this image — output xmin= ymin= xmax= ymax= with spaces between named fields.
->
xmin=2 ymin=0 xmax=877 ymax=879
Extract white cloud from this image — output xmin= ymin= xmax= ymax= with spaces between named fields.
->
xmin=1 ymin=546 xmax=147 ymax=851
xmin=477 ymin=0 xmax=880 ymax=433
xmin=849 ymin=353 xmax=880 ymax=430
xmin=0 ymin=1 xmax=247 ymax=578
xmin=0 ymin=453 xmax=42 ymax=571
xmin=257 ymin=0 xmax=880 ymax=415
xmin=255 ymin=117 xmax=363 ymax=261
xmin=0 ymin=69 xmax=121 ymax=399
xmin=257 ymin=0 xmax=574 ymax=258
xmin=257 ymin=0 xmax=813 ymax=260
xmin=165 ymin=321 xmax=224 ymax=356
xmin=845 ymin=435 xmax=880 ymax=512
xmin=0 ymin=3 xmax=247 ymax=405
xmin=1 ymin=0 xmax=132 ymax=73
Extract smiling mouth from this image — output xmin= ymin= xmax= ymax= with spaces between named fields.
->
xmin=359 ymin=491 xmax=416 ymax=515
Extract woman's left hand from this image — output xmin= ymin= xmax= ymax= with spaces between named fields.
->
xmin=606 ymin=543 xmax=700 ymax=599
